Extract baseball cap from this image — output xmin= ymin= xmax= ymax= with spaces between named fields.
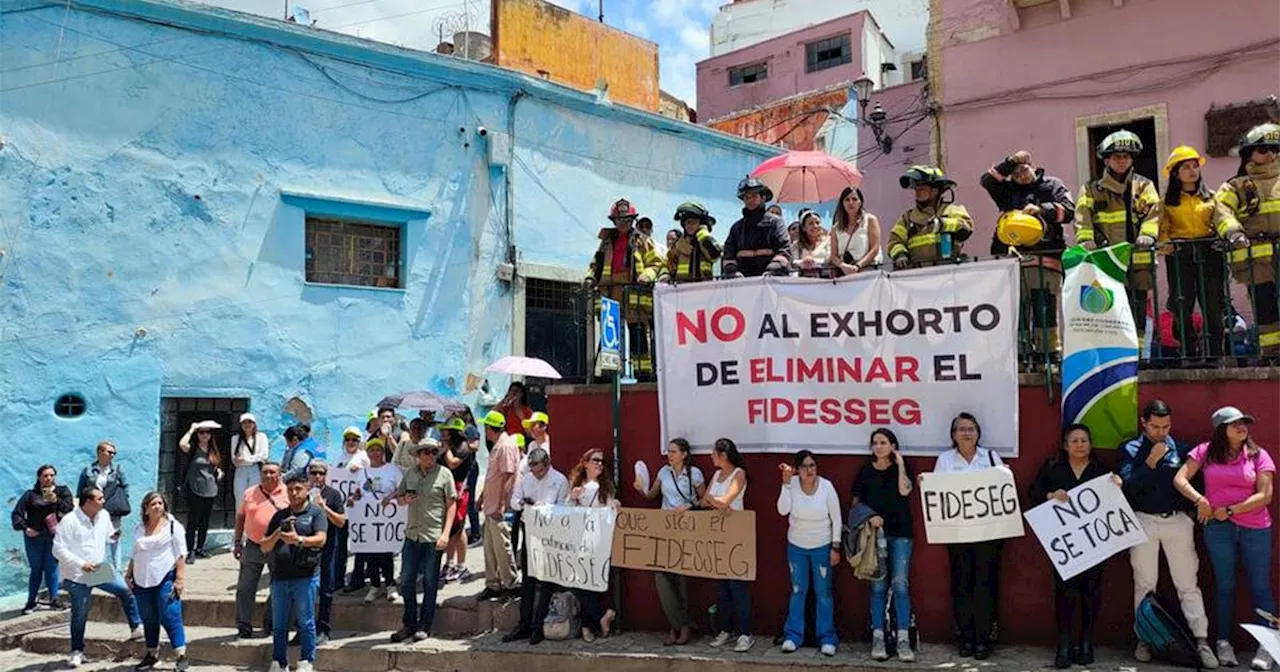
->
xmin=342 ymin=426 xmax=362 ymax=439
xmin=1210 ymin=406 xmax=1254 ymax=427
xmin=482 ymin=410 xmax=506 ymax=429
xmin=522 ymin=411 xmax=550 ymax=429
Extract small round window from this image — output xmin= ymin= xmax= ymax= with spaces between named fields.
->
xmin=54 ymin=393 xmax=87 ymax=418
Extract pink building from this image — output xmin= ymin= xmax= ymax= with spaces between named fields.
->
xmin=696 ymin=11 xmax=896 ymax=122
xmin=856 ymin=80 xmax=933 ymax=229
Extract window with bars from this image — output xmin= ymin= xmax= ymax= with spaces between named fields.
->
xmin=159 ymin=397 xmax=250 ymax=530
xmin=304 ymin=216 xmax=403 ymax=289
xmin=54 ymin=393 xmax=87 ymax=418
xmin=805 ymin=34 xmax=852 ymax=73
xmin=524 ymin=278 xmax=588 ymax=383
xmin=729 ymin=62 xmax=768 ymax=87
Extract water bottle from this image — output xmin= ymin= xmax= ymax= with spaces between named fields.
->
xmin=939 ymin=232 xmax=953 ymax=259
xmin=876 ymin=528 xmax=888 ymax=565
xmin=708 ymin=604 xmax=718 ymax=633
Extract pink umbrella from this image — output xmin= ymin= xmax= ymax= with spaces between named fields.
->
xmin=750 ymin=151 xmax=863 ymax=203
xmin=484 ymin=355 xmax=562 ymax=379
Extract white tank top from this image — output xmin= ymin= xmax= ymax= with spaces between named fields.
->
xmin=835 ymin=214 xmax=883 ymax=265
xmin=708 ymin=468 xmax=745 ymax=511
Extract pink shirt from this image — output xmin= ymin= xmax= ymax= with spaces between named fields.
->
xmin=1188 ymin=442 xmax=1276 ymax=529
xmin=482 ymin=434 xmax=519 ymax=517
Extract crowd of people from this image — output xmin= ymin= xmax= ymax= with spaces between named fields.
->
xmin=586 ymin=123 xmax=1280 ymax=379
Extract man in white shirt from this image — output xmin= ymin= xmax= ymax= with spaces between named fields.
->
xmin=53 ymin=486 xmax=144 ymax=668
xmin=501 ymin=448 xmax=568 ymax=645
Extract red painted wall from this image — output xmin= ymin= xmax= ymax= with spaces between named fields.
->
xmin=547 ymin=377 xmax=1279 ymax=645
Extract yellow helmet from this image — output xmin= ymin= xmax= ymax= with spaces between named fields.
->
xmin=997 ymin=211 xmax=1044 ymax=247
xmin=1163 ymin=145 xmax=1205 ymax=177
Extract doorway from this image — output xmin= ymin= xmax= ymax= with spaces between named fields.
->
xmin=1087 ymin=117 xmax=1159 ymax=184
xmin=159 ymin=397 xmax=251 ymax=531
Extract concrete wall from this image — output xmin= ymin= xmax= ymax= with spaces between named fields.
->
xmin=548 ymin=372 xmax=1280 ymax=645
xmin=0 ymin=0 xmax=775 ymax=602
xmin=697 ymin=13 xmax=868 ymax=122
xmin=712 ymin=0 xmax=930 ymax=64
xmin=492 ymin=0 xmax=659 ymax=112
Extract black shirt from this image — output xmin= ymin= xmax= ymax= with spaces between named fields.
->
xmin=1028 ymin=455 xmax=1112 ymax=506
xmin=312 ymin=486 xmax=345 ymax=552
xmin=447 ymin=442 xmax=475 ymax=483
xmin=853 ymin=461 xmax=914 ymax=538
xmin=265 ymin=503 xmax=328 ymax=580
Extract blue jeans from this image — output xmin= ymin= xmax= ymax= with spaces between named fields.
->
xmin=271 ymin=577 xmax=316 ymax=664
xmin=23 ymin=534 xmax=59 ymax=607
xmin=717 ymin=580 xmax=752 ymax=636
xmin=134 ymin=571 xmax=186 ymax=650
xmin=64 ymin=574 xmax=141 ymax=653
xmin=784 ymin=543 xmax=837 ymax=647
xmin=1202 ymin=520 xmax=1277 ymax=638
xmin=400 ymin=539 xmax=444 ymax=632
xmin=871 ymin=537 xmax=913 ymax=632
xmin=318 ymin=541 xmax=338 ymax=634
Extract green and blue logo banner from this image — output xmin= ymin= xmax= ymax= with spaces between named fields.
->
xmin=1061 ymin=244 xmax=1139 ymax=449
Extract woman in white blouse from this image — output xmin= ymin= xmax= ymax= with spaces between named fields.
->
xmin=793 ymin=210 xmax=831 ymax=276
xmin=776 ymin=449 xmax=842 ymax=657
xmin=634 ymin=438 xmax=706 ymax=646
xmin=230 ymin=413 xmax=270 ymax=513
xmin=125 ymin=492 xmax=189 ymax=671
xmin=830 ymin=186 xmax=883 ymax=276
xmin=702 ymin=438 xmax=753 ymax=653
xmin=568 ymin=448 xmax=619 ymax=643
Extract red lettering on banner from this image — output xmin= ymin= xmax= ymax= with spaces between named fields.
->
xmin=681 ymin=307 xmax=746 ymax=345
xmin=897 ymin=357 xmax=920 ymax=382
xmin=746 ymin=398 xmax=923 ymax=426
xmin=675 ymin=311 xmax=706 ymax=345
xmin=796 ymin=399 xmax=817 ymax=424
xmin=711 ymin=307 xmax=746 ymax=342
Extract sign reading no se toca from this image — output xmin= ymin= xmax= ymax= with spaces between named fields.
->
xmin=610 ymin=507 xmax=756 ymax=580
xmin=328 ymin=471 xmax=407 ymax=554
xmin=919 ymin=467 xmax=1025 ymax=544
xmin=1023 ymin=474 xmax=1148 ymax=580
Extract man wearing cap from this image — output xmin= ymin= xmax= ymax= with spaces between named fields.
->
xmin=386 ymin=438 xmax=457 ymax=643
xmin=522 ymin=412 xmax=551 ymax=472
xmin=233 ymin=461 xmax=288 ymax=639
xmin=303 ymin=461 xmax=346 ymax=646
xmin=477 ymin=411 xmax=520 ymax=599
xmin=584 ymin=198 xmax=665 ymax=380
xmin=501 ymin=448 xmax=569 ymax=645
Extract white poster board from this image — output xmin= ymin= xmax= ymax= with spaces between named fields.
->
xmin=1023 ymin=474 xmax=1148 ymax=580
xmin=523 ymin=505 xmax=616 ymax=591
xmin=329 ymin=470 xmax=407 ymax=554
xmin=653 ymin=262 xmax=1020 ymax=456
xmin=920 ymin=467 xmax=1025 ymax=544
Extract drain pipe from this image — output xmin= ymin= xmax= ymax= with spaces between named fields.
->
xmin=506 ymin=90 xmax=525 ymax=358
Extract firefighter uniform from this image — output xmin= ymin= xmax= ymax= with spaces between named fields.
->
xmin=1074 ymin=131 xmax=1160 ymax=344
xmin=666 ymin=201 xmax=722 ymax=282
xmin=1215 ymin=123 xmax=1280 ymax=356
xmin=586 ymin=199 xmax=664 ymax=377
xmin=887 ymin=166 xmax=974 ymax=265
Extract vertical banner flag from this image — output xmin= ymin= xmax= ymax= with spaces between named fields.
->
xmin=524 ymin=505 xmax=617 ymax=591
xmin=652 ymin=262 xmax=1020 ymax=456
xmin=1061 ymin=244 xmax=1139 ymax=449
xmin=1023 ymin=474 xmax=1148 ymax=580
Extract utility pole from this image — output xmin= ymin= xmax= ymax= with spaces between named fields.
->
xmin=598 ymin=0 xmax=604 ymax=22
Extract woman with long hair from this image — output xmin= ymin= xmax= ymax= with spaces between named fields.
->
xmin=178 ymin=422 xmax=223 ymax=564
xmin=829 ymin=186 xmax=883 ymax=276
xmin=1029 ymin=424 xmax=1120 ymax=667
xmin=350 ymin=439 xmax=402 ymax=604
xmin=11 ymin=465 xmax=74 ymax=613
xmin=853 ymin=429 xmax=916 ymax=662
xmin=230 ymin=413 xmax=270 ymax=513
xmin=126 ymin=492 xmax=190 ymax=671
xmin=703 ymin=438 xmax=753 ymax=652
xmin=777 ymin=449 xmax=842 ymax=656
xmin=496 ymin=382 xmax=533 ymax=439
xmin=793 ymin=210 xmax=831 ymax=276
xmin=569 ymin=448 xmax=618 ymax=642
xmin=1175 ymin=407 xmax=1276 ymax=670
xmin=635 ymin=438 xmax=706 ymax=645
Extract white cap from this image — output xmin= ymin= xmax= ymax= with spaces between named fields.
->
xmin=240 ymin=413 xmax=258 ymax=425
xmin=193 ymin=420 xmax=222 ymax=430
xmin=342 ymin=426 xmax=363 ymax=438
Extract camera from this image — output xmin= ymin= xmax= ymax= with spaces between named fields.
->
xmin=281 ymin=517 xmax=296 ymax=534
xmin=477 ymin=126 xmax=488 ymax=137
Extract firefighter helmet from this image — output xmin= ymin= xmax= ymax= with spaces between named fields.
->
xmin=996 ymin=211 xmax=1045 ymax=247
xmin=673 ymin=201 xmax=716 ymax=226
xmin=608 ymin=199 xmax=638 ymax=221
xmin=898 ymin=165 xmax=955 ymax=190
xmin=1096 ymin=130 xmax=1144 ymax=158
xmin=1163 ymin=145 xmax=1206 ymax=176
xmin=736 ymin=176 xmax=774 ymax=202
xmin=1239 ymin=123 xmax=1280 ymax=155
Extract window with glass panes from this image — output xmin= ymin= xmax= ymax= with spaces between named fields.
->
xmin=805 ymin=34 xmax=852 ymax=73
xmin=304 ymin=217 xmax=402 ymax=289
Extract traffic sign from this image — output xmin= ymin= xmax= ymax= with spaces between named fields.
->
xmin=599 ymin=297 xmax=621 ymax=371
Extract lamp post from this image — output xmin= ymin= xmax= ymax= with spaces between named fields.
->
xmin=851 ymin=76 xmax=892 ymax=154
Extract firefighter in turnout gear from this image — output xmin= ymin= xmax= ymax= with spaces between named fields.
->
xmin=887 ymin=166 xmax=975 ymax=267
xmin=1215 ymin=123 xmax=1280 ymax=357
xmin=666 ymin=201 xmax=722 ymax=282
xmin=722 ymin=177 xmax=791 ymax=277
xmin=1074 ymin=130 xmax=1161 ymax=348
xmin=584 ymin=199 xmax=664 ymax=378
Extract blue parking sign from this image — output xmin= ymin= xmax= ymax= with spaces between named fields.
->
xmin=599 ymin=297 xmax=621 ymax=371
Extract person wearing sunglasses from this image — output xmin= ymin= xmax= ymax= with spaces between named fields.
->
xmin=568 ymin=448 xmax=619 ymax=643
xmin=77 ymin=440 xmax=131 ymax=570
xmin=231 ymin=414 xmax=270 ymax=515
xmin=178 ymin=422 xmax=224 ymax=564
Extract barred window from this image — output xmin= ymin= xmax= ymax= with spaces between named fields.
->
xmin=305 ymin=217 xmax=402 ymax=289
xmin=805 ymin=35 xmax=851 ymax=73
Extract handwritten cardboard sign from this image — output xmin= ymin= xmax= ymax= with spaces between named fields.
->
xmin=524 ymin=505 xmax=616 ymax=591
xmin=1024 ymin=474 xmax=1148 ymax=580
xmin=920 ymin=467 xmax=1025 ymax=544
xmin=610 ymin=507 xmax=756 ymax=581
xmin=329 ymin=471 xmax=407 ymax=554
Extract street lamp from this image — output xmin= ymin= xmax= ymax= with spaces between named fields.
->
xmin=851 ymin=76 xmax=892 ymax=154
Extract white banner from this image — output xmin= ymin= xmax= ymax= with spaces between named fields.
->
xmin=524 ymin=505 xmax=616 ymax=591
xmin=329 ymin=471 xmax=407 ymax=554
xmin=1023 ymin=474 xmax=1148 ymax=580
xmin=920 ymin=467 xmax=1025 ymax=544
xmin=653 ymin=262 xmax=1020 ymax=455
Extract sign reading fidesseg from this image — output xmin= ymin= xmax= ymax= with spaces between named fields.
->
xmin=524 ymin=505 xmax=616 ymax=591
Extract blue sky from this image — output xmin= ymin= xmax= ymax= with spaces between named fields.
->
xmin=203 ymin=0 xmax=720 ymax=106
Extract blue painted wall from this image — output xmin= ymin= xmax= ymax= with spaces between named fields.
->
xmin=0 ymin=0 xmax=775 ymax=601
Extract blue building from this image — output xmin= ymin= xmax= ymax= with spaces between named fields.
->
xmin=0 ymin=0 xmax=776 ymax=600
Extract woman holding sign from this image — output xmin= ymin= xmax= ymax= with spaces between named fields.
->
xmin=703 ymin=438 xmax=754 ymax=653
xmin=852 ymin=429 xmax=916 ymax=662
xmin=777 ymin=450 xmax=843 ymax=657
xmin=569 ymin=448 xmax=619 ymax=643
xmin=1028 ymin=424 xmax=1120 ymax=668
xmin=1174 ymin=406 xmax=1276 ymax=671
xmin=634 ymin=438 xmax=706 ymax=646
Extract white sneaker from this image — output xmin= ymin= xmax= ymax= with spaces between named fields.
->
xmin=734 ymin=635 xmax=755 ymax=653
xmin=820 ymin=643 xmax=837 ymax=657
xmin=780 ymin=640 xmax=797 ymax=653
xmin=1200 ymin=643 xmax=1221 ymax=669
xmin=130 ymin=625 xmax=144 ymax=640
xmin=1253 ymin=648 xmax=1275 ymax=671
xmin=871 ymin=630 xmax=888 ymax=661
xmin=268 ymin=662 xmax=286 ymax=672
xmin=897 ymin=631 xmax=915 ymax=662
xmin=1135 ymin=641 xmax=1153 ymax=663
xmin=296 ymin=661 xmax=315 ymax=672
xmin=385 ymin=585 xmax=401 ymax=604
xmin=709 ymin=631 xmax=732 ymax=648
xmin=364 ymin=587 xmax=381 ymax=604
xmin=68 ymin=652 xmax=84 ymax=668
xmin=1220 ymin=640 xmax=1240 ymax=667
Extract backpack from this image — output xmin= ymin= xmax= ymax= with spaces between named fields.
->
xmin=1135 ymin=592 xmax=1201 ymax=669
xmin=542 ymin=591 xmax=581 ymax=641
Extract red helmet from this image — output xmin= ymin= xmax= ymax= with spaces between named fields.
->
xmin=608 ymin=199 xmax=638 ymax=220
